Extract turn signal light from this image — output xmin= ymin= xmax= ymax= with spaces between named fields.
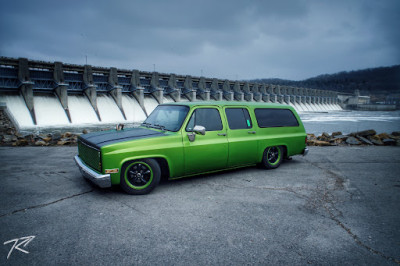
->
xmin=105 ymin=168 xmax=119 ymax=174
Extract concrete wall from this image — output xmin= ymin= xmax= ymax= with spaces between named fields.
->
xmin=0 ymin=57 xmax=343 ymax=124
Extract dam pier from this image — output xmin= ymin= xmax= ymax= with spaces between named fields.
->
xmin=0 ymin=57 xmax=341 ymax=131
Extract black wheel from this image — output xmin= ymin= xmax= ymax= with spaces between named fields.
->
xmin=262 ymin=146 xmax=283 ymax=169
xmin=120 ymin=159 xmax=161 ymax=195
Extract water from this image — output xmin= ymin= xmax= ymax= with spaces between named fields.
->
xmin=97 ymin=95 xmax=125 ymax=123
xmin=143 ymin=95 xmax=159 ymax=114
xmin=68 ymin=95 xmax=99 ymax=124
xmin=1 ymin=92 xmax=399 ymax=135
xmin=121 ymin=95 xmax=146 ymax=122
xmin=0 ymin=93 xmax=150 ymax=132
xmin=179 ymin=96 xmax=190 ymax=102
xmin=300 ymin=110 xmax=400 ymax=135
xmin=292 ymin=103 xmax=342 ymax=113
xmin=0 ymin=93 xmax=35 ymax=128
xmin=163 ymin=96 xmax=175 ymax=103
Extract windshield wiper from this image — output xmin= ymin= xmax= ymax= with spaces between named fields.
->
xmin=141 ymin=122 xmax=167 ymax=131
xmin=141 ymin=122 xmax=152 ymax=128
xmin=153 ymin=124 xmax=166 ymax=131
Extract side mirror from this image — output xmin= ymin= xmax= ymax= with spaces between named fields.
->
xmin=187 ymin=125 xmax=206 ymax=142
xmin=193 ymin=125 xmax=206 ymax=135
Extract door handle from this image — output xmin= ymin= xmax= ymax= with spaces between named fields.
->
xmin=248 ymin=131 xmax=256 ymax=134
xmin=217 ymin=133 xmax=226 ymax=136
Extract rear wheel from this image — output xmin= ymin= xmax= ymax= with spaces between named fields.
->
xmin=262 ymin=146 xmax=283 ymax=169
xmin=120 ymin=159 xmax=161 ymax=195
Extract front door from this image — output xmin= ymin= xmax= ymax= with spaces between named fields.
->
xmin=183 ymin=107 xmax=228 ymax=175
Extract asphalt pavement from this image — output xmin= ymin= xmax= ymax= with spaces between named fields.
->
xmin=0 ymin=146 xmax=399 ymax=265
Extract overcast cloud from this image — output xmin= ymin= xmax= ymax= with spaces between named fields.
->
xmin=0 ymin=0 xmax=399 ymax=80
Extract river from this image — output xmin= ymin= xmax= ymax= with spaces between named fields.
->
xmin=300 ymin=110 xmax=400 ymax=135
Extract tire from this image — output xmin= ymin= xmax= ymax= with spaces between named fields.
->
xmin=120 ymin=159 xmax=161 ymax=195
xmin=262 ymin=146 xmax=283 ymax=169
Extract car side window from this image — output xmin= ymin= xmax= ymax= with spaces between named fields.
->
xmin=254 ymin=108 xmax=299 ymax=127
xmin=186 ymin=108 xmax=223 ymax=131
xmin=225 ymin=108 xmax=252 ymax=129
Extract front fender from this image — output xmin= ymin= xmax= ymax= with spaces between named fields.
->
xmin=106 ymin=155 xmax=173 ymax=185
xmin=101 ymin=134 xmax=185 ymax=185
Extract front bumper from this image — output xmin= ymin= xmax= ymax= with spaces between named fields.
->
xmin=302 ymin=147 xmax=309 ymax=156
xmin=74 ymin=155 xmax=111 ymax=188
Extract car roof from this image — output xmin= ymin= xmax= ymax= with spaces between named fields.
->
xmin=162 ymin=101 xmax=293 ymax=109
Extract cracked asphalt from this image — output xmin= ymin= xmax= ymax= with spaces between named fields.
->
xmin=1 ymin=146 xmax=399 ymax=265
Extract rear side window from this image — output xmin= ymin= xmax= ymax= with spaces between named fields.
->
xmin=225 ymin=108 xmax=252 ymax=129
xmin=254 ymin=108 xmax=299 ymax=128
xmin=186 ymin=108 xmax=223 ymax=131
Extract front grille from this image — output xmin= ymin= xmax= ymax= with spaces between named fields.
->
xmin=78 ymin=140 xmax=101 ymax=172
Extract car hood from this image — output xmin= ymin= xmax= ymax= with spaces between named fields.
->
xmin=78 ymin=127 xmax=166 ymax=148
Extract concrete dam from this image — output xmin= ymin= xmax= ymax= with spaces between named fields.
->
xmin=0 ymin=57 xmax=341 ymax=131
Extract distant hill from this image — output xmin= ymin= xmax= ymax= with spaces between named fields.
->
xmin=252 ymin=65 xmax=400 ymax=102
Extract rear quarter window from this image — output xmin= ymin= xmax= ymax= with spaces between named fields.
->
xmin=254 ymin=108 xmax=299 ymax=128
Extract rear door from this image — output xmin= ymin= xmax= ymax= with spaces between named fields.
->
xmin=183 ymin=107 xmax=228 ymax=175
xmin=224 ymin=107 xmax=258 ymax=167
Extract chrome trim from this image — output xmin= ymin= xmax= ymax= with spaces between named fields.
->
xmin=193 ymin=125 xmax=206 ymax=135
xmin=302 ymin=147 xmax=309 ymax=156
xmin=187 ymin=132 xmax=196 ymax=142
xmin=74 ymin=155 xmax=111 ymax=188
xmin=78 ymin=139 xmax=100 ymax=152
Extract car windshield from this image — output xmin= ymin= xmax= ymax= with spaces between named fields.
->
xmin=142 ymin=105 xmax=189 ymax=132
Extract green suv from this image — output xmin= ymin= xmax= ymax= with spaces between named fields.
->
xmin=75 ymin=101 xmax=308 ymax=194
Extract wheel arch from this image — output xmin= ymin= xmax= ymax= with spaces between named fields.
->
xmin=259 ymin=143 xmax=288 ymax=162
xmin=120 ymin=156 xmax=171 ymax=181
xmin=281 ymin=145 xmax=288 ymax=159
xmin=153 ymin=157 xmax=170 ymax=181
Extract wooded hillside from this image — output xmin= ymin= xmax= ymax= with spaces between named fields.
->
xmin=252 ymin=65 xmax=400 ymax=102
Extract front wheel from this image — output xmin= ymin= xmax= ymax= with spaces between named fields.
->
xmin=262 ymin=146 xmax=283 ymax=169
xmin=120 ymin=159 xmax=161 ymax=195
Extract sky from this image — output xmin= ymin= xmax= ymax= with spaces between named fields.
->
xmin=0 ymin=0 xmax=399 ymax=81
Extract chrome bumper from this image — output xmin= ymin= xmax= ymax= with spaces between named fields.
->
xmin=302 ymin=147 xmax=309 ymax=156
xmin=74 ymin=155 xmax=111 ymax=188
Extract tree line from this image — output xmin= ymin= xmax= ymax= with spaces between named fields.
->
xmin=251 ymin=65 xmax=400 ymax=102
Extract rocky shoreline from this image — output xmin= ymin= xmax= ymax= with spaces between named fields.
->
xmin=0 ymin=109 xmax=83 ymax=146
xmin=1 ymin=128 xmax=399 ymax=147
xmin=307 ymin=129 xmax=400 ymax=146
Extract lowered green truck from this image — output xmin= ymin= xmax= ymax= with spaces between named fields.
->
xmin=75 ymin=101 xmax=308 ymax=194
